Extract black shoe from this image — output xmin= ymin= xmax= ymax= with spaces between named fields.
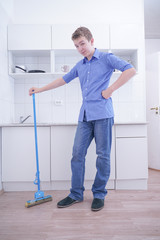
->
xmin=57 ymin=196 xmax=81 ymax=208
xmin=91 ymin=198 xmax=104 ymax=211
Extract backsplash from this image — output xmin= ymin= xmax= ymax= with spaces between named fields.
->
xmin=14 ymin=77 xmax=82 ymax=124
xmin=14 ymin=71 xmax=146 ymax=124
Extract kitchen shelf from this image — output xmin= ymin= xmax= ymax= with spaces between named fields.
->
xmin=111 ymin=49 xmax=138 ymax=70
xmin=8 ymin=48 xmax=138 ymax=81
xmin=9 ymin=72 xmax=65 ymax=80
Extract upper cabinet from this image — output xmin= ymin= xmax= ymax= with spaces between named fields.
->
xmin=51 ymin=24 xmax=79 ymax=50
xmin=110 ymin=24 xmax=144 ymax=49
xmin=51 ymin=24 xmax=110 ymax=50
xmin=7 ymin=23 xmax=144 ymax=51
xmin=7 ymin=23 xmax=142 ymax=80
xmin=8 ymin=24 xmax=52 ymax=50
xmin=85 ymin=24 xmax=110 ymax=50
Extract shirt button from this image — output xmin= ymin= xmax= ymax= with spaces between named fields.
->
xmin=88 ymin=72 xmax=90 ymax=74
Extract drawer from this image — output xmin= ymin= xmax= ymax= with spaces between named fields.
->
xmin=115 ymin=124 xmax=147 ymax=138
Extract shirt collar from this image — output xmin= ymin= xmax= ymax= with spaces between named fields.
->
xmin=83 ymin=48 xmax=100 ymax=63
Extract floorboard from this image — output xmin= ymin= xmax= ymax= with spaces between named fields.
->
xmin=0 ymin=169 xmax=160 ymax=240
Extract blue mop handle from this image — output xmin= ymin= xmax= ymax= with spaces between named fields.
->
xmin=32 ymin=93 xmax=40 ymax=191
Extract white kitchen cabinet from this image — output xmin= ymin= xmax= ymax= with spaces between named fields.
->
xmin=115 ymin=124 xmax=148 ymax=189
xmin=51 ymin=126 xmax=75 ymax=181
xmin=52 ymin=24 xmax=79 ymax=50
xmin=8 ymin=24 xmax=51 ymax=50
xmin=110 ymin=24 xmax=144 ymax=49
xmin=2 ymin=127 xmax=50 ymax=182
xmin=8 ymin=50 xmax=52 ymax=77
xmin=7 ymin=23 xmax=140 ymax=81
xmin=1 ymin=124 xmax=148 ymax=191
xmin=51 ymin=125 xmax=115 ymax=188
xmin=79 ymin=24 xmax=110 ymax=50
xmin=52 ymin=24 xmax=110 ymax=50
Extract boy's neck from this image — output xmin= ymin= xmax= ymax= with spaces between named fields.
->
xmin=86 ymin=48 xmax=95 ymax=61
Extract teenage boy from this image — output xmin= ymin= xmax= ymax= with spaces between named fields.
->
xmin=29 ymin=27 xmax=136 ymax=211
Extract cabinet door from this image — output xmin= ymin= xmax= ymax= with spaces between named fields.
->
xmin=116 ymin=137 xmax=148 ymax=179
xmin=52 ymin=24 xmax=79 ymax=49
xmin=51 ymin=126 xmax=75 ymax=180
xmin=52 ymin=24 xmax=109 ymax=50
xmin=110 ymin=24 xmax=144 ymax=49
xmin=51 ymin=126 xmax=115 ymax=181
xmin=84 ymin=24 xmax=110 ymax=49
xmin=8 ymin=25 xmax=51 ymax=50
xmin=2 ymin=127 xmax=50 ymax=181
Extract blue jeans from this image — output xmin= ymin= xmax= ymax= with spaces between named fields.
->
xmin=69 ymin=117 xmax=114 ymax=201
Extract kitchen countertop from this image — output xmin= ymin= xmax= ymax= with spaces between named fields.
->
xmin=0 ymin=122 xmax=148 ymax=127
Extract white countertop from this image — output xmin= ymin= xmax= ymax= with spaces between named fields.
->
xmin=0 ymin=122 xmax=148 ymax=127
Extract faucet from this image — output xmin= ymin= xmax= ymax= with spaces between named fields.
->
xmin=20 ymin=115 xmax=31 ymax=124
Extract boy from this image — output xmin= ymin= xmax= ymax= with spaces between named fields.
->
xmin=29 ymin=27 xmax=136 ymax=211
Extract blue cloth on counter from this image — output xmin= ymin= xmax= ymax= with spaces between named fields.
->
xmin=63 ymin=48 xmax=133 ymax=122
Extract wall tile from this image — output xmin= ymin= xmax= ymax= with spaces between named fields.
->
xmin=14 ymin=84 xmax=25 ymax=104
xmin=38 ymin=103 xmax=52 ymax=123
xmin=52 ymin=104 xmax=66 ymax=123
xmin=66 ymin=102 xmax=80 ymax=123
xmin=38 ymin=84 xmax=52 ymax=103
xmin=15 ymin=103 xmax=25 ymax=123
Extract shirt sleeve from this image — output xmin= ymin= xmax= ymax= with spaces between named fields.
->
xmin=62 ymin=64 xmax=78 ymax=83
xmin=106 ymin=53 xmax=133 ymax=72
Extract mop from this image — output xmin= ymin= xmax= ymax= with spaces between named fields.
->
xmin=25 ymin=93 xmax=52 ymax=207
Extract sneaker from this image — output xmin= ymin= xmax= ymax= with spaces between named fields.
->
xmin=91 ymin=198 xmax=104 ymax=211
xmin=57 ymin=196 xmax=82 ymax=208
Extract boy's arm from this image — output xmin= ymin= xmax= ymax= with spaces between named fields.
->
xmin=29 ymin=77 xmax=66 ymax=96
xmin=102 ymin=68 xmax=136 ymax=99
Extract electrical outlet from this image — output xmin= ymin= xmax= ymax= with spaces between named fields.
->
xmin=54 ymin=99 xmax=63 ymax=106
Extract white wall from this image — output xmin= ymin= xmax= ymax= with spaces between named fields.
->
xmin=11 ymin=0 xmax=145 ymax=124
xmin=0 ymin=0 xmax=146 ymax=125
xmin=0 ymin=1 xmax=14 ymax=191
xmin=13 ymin=0 xmax=144 ymax=24
xmin=0 ymin=2 xmax=14 ymax=124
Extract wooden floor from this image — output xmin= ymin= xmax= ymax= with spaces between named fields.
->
xmin=0 ymin=169 xmax=160 ymax=240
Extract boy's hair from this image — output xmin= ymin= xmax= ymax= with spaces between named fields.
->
xmin=72 ymin=27 xmax=93 ymax=41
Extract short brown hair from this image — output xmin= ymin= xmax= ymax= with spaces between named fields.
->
xmin=72 ymin=27 xmax=93 ymax=41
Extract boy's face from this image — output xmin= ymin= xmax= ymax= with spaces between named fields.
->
xmin=73 ymin=36 xmax=95 ymax=60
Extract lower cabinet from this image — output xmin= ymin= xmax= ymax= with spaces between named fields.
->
xmin=1 ymin=124 xmax=148 ymax=191
xmin=51 ymin=126 xmax=115 ymax=189
xmin=115 ymin=124 xmax=148 ymax=189
xmin=2 ymin=127 xmax=50 ymax=182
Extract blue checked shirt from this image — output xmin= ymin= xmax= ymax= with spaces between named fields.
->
xmin=63 ymin=49 xmax=133 ymax=122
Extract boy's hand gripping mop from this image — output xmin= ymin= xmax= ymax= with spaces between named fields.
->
xmin=25 ymin=93 xmax=52 ymax=208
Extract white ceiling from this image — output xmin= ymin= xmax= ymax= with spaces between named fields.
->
xmin=144 ymin=0 xmax=160 ymax=38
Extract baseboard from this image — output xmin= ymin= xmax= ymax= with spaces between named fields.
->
xmin=2 ymin=179 xmax=115 ymax=191
xmin=115 ymin=179 xmax=148 ymax=190
xmin=2 ymin=179 xmax=148 ymax=191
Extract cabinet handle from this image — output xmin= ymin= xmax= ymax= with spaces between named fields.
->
xmin=150 ymin=107 xmax=159 ymax=114
xmin=150 ymin=107 xmax=158 ymax=110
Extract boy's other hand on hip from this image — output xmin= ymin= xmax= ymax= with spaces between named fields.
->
xmin=102 ymin=87 xmax=113 ymax=99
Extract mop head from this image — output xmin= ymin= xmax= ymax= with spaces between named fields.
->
xmin=25 ymin=195 xmax=52 ymax=208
